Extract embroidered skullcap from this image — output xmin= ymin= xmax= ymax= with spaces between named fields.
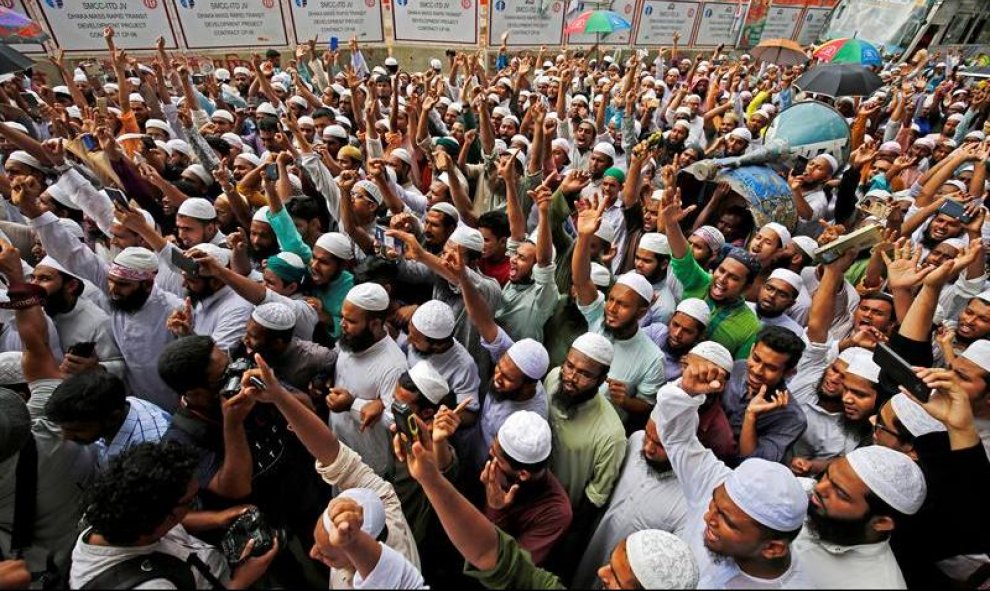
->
xmin=688 ymin=341 xmax=733 ymax=373
xmin=177 ymin=197 xmax=216 ymax=220
xmin=252 ymin=302 xmax=296 ymax=331
xmin=408 ymin=361 xmax=449 ymax=404
xmin=449 ymin=224 xmax=484 ymax=253
xmin=626 ymin=529 xmax=699 ymax=589
xmin=890 ymin=393 xmax=946 ymax=437
xmin=411 ymin=300 xmax=456 ymax=340
xmin=498 ymin=410 xmax=552 ymax=464
xmin=724 ymin=458 xmax=808 ymax=531
xmin=326 ymin=488 xmax=386 ymax=538
xmin=845 ymin=446 xmax=927 ymax=515
xmin=506 ymin=339 xmax=550 ymax=380
xmin=315 ymin=232 xmax=355 ymax=260
xmin=572 ymin=332 xmax=614 ymax=366
xmin=615 ymin=272 xmax=654 ymax=306
xmin=639 ymin=233 xmax=670 ymax=255
xmin=345 ymin=283 xmax=389 ymax=311
xmin=692 ymin=225 xmax=725 ymax=254
xmin=676 ymin=298 xmax=710 ymax=327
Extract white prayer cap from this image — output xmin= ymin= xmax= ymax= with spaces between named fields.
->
xmin=154 ymin=140 xmax=172 ymax=156
xmin=256 ymin=102 xmax=279 ymax=117
xmin=0 ymin=351 xmax=23 ymax=386
xmin=864 ymin=188 xmax=891 ymax=200
xmin=128 ymin=92 xmax=145 ymax=104
xmin=592 ymin=142 xmax=616 ymax=161
xmin=166 ymin=139 xmax=192 ymax=157
xmin=941 ymin=236 xmax=968 ymax=251
xmin=449 ymin=224 xmax=484 ymax=253
xmin=571 ymin=332 xmax=614 ymax=366
xmin=890 ymin=393 xmax=946 ymax=437
xmin=966 ymin=130 xmax=986 ymax=141
xmin=615 ymin=272 xmax=654 ymax=305
xmin=411 ymin=300 xmax=456 ymax=340
xmin=251 ymin=206 xmax=271 ymax=225
xmin=551 ymin=138 xmax=571 ymax=156
xmin=625 ymin=529 xmax=699 ymax=590
xmin=768 ymin=269 xmax=803 ymax=293
xmin=72 ymin=70 xmax=88 ymax=83
xmin=323 ymin=125 xmax=348 ymax=140
xmin=845 ymin=353 xmax=881 ymax=383
xmin=947 ymin=113 xmax=966 ymax=123
xmin=182 ymin=164 xmax=213 ymax=187
xmin=113 ymin=246 xmax=159 ymax=272
xmin=727 ymin=127 xmax=752 ymax=142
xmin=497 ymin=410 xmax=552 ymax=464
xmin=210 ymin=109 xmax=234 ymax=124
xmin=45 ymin=184 xmax=80 ymax=211
xmin=385 ymin=57 xmax=398 ymax=67
xmin=814 ymin=154 xmax=838 ymax=175
xmin=233 ymin=66 xmax=251 ymax=76
xmin=297 ymin=116 xmax=315 ymax=128
xmin=408 ymin=361 xmax=449 ymax=404
xmin=595 ymin=218 xmax=616 ymax=244
xmin=252 ymin=302 xmax=296 ymax=331
xmin=429 ymin=202 xmax=460 ymax=222
xmin=314 ymin=232 xmax=354 ymax=260
xmin=725 ymin=458 xmax=808 ymax=531
xmin=502 ymin=114 xmax=520 ymax=127
xmin=675 ymin=298 xmax=710 ymax=327
xmin=221 ymin=132 xmax=244 ymax=150
xmin=345 ymin=282 xmax=389 ymax=311
xmin=36 ymin=255 xmax=78 ymax=281
xmin=638 ymin=233 xmax=670 ymax=255
xmin=336 ymin=115 xmax=352 ymax=129
xmin=214 ymin=68 xmax=231 ymax=82
xmin=837 ymin=346 xmax=871 ymax=366
xmin=506 ymin=339 xmax=549 ymax=380
xmin=5 ymin=151 xmax=44 ymax=171
xmin=52 ymin=85 xmax=71 ymax=96
xmin=177 ymin=197 xmax=217 ymax=220
xmin=846 ymin=446 xmax=927 ymax=515
xmin=354 ymin=180 xmax=383 ymax=205
xmin=430 ymin=58 xmax=443 ymax=70
xmin=391 ymin=148 xmax=413 ymax=166
xmin=960 ymin=339 xmax=990 ymax=373
xmin=675 ymin=106 xmax=692 ymax=117
xmin=330 ymin=488 xmax=386 ymax=538
xmin=943 ymin=179 xmax=967 ymax=193
xmin=235 ymin=152 xmax=261 ymax=167
xmin=57 ymin=218 xmax=85 ymax=240
xmin=764 ymin=222 xmax=792 ymax=247
xmin=287 ymin=95 xmax=308 ymax=109
xmin=590 ymin=262 xmax=612 ymax=288
xmin=688 ymin=341 xmax=733 ymax=373
xmin=188 ymin=243 xmax=231 ymax=268
xmin=785 ymin=237 xmax=816 ymax=263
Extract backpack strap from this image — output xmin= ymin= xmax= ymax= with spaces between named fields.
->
xmin=79 ymin=552 xmax=196 ymax=590
xmin=10 ymin=435 xmax=38 ymax=553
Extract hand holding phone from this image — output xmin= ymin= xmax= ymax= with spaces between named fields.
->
xmin=874 ymin=343 xmax=931 ymax=402
xmin=264 ymin=163 xmax=278 ymax=181
xmin=392 ymin=401 xmax=421 ymax=449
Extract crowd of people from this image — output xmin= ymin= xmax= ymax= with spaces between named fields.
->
xmin=0 ymin=25 xmax=988 ymax=589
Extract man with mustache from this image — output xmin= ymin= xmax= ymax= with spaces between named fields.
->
xmin=644 ymin=297 xmax=711 ymax=382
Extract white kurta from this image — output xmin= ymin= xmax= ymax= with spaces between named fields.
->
xmin=793 ymin=528 xmax=907 ymax=589
xmin=790 ymin=340 xmax=865 ymax=460
xmin=52 ymin=297 xmax=125 ymax=379
xmin=191 ymin=285 xmax=253 ymax=352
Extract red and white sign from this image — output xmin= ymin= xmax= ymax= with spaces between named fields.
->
xmin=391 ymin=0 xmax=479 ymax=45
xmin=170 ymin=0 xmax=288 ymax=49
xmin=34 ymin=0 xmax=177 ymax=51
xmin=488 ymin=0 xmax=565 ymax=46
xmin=288 ymin=0 xmax=385 ymax=45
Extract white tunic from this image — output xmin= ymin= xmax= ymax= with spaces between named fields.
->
xmin=190 ymin=285 xmax=253 ymax=352
xmin=793 ymin=528 xmax=907 ymax=589
xmin=790 ymin=340 xmax=865 ymax=460
xmin=51 ymin=297 xmax=125 ymax=379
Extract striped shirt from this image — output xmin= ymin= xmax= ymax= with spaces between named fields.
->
xmin=100 ymin=397 xmax=172 ymax=467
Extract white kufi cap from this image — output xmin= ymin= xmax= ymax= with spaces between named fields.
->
xmin=846 ymin=446 xmax=927 ymax=515
xmin=725 ymin=458 xmax=808 ymax=531
xmin=497 ymin=410 xmax=552 ymax=464
xmin=506 ymin=339 xmax=549 ymax=380
xmin=345 ymin=283 xmax=389 ymax=311
xmin=675 ymin=298 xmax=710 ymax=327
xmin=315 ymin=232 xmax=355 ymax=260
xmin=411 ymin=300 xmax=456 ymax=340
xmin=449 ymin=224 xmax=484 ymax=253
xmin=408 ymin=361 xmax=450 ymax=404
xmin=638 ymin=233 xmax=670 ymax=255
xmin=252 ymin=302 xmax=296 ymax=331
xmin=890 ymin=394 xmax=946 ymax=437
xmin=615 ymin=272 xmax=654 ymax=305
xmin=688 ymin=341 xmax=733 ymax=373
xmin=626 ymin=529 xmax=699 ymax=589
xmin=571 ymin=332 xmax=614 ymax=366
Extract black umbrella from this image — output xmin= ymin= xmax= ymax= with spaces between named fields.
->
xmin=0 ymin=45 xmax=31 ymax=75
xmin=794 ymin=63 xmax=883 ymax=98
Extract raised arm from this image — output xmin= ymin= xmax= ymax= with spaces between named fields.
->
xmin=572 ymin=195 xmax=609 ymax=306
xmin=447 ymin=246 xmax=499 ymax=344
xmin=0 ymin=243 xmax=59 ymax=383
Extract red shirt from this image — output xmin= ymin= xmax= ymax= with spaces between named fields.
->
xmin=484 ymin=472 xmax=573 ymax=565
xmin=479 ymin=256 xmax=511 ymax=287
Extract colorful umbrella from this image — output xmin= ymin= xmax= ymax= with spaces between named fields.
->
xmin=563 ymin=10 xmax=631 ymax=35
xmin=752 ymin=38 xmax=807 ymax=67
xmin=0 ymin=7 xmax=48 ymax=44
xmin=813 ymin=38 xmax=882 ymax=66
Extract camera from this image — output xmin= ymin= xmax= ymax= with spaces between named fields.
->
xmin=220 ymin=507 xmax=284 ymax=564
xmin=220 ymin=356 xmax=255 ymax=398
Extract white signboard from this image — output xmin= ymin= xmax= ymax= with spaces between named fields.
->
xmin=171 ymin=0 xmax=287 ymax=49
xmin=34 ymin=0 xmax=177 ymax=51
xmin=693 ymin=2 xmax=739 ymax=46
xmin=488 ymin=0 xmax=564 ymax=47
xmin=795 ymin=7 xmax=832 ymax=45
xmin=391 ymin=0 xmax=478 ymax=45
xmin=759 ymin=6 xmax=802 ymax=41
xmin=566 ymin=0 xmax=636 ymax=46
xmin=3 ymin=0 xmax=44 ymax=53
xmin=634 ymin=0 xmax=699 ymax=46
xmin=288 ymin=0 xmax=385 ymax=45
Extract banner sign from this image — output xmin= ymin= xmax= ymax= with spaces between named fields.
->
xmin=488 ymin=0 xmax=564 ymax=47
xmin=633 ymin=0 xmax=699 ymax=46
xmin=692 ymin=2 xmax=740 ymax=46
xmin=288 ymin=0 xmax=385 ymax=45
xmin=391 ymin=0 xmax=479 ymax=45
xmin=795 ymin=6 xmax=832 ymax=45
xmin=566 ymin=0 xmax=636 ymax=46
xmin=171 ymin=0 xmax=287 ymax=49
xmin=34 ymin=0 xmax=178 ymax=51
xmin=759 ymin=5 xmax=802 ymax=41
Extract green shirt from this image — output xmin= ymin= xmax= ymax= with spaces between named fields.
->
xmin=545 ymin=368 xmax=627 ymax=508
xmin=542 ymin=295 xmax=590 ymax=369
xmin=463 ymin=529 xmax=565 ymax=590
xmin=313 ymin=270 xmax=354 ymax=339
xmin=670 ymin=253 xmax=760 ymax=359
xmin=495 ymin=249 xmax=559 ymax=342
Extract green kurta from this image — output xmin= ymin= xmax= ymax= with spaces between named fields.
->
xmin=495 ymin=254 xmax=559 ymax=342
xmin=463 ymin=529 xmax=565 ymax=590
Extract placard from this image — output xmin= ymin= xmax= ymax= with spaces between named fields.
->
xmin=692 ymin=2 xmax=739 ymax=46
xmin=3 ymin=0 xmax=45 ymax=53
xmin=288 ymin=0 xmax=385 ymax=45
xmin=566 ymin=0 xmax=636 ymax=46
xmin=795 ymin=6 xmax=832 ymax=45
xmin=633 ymin=0 xmax=699 ymax=46
xmin=759 ymin=6 xmax=802 ymax=41
xmin=171 ymin=0 xmax=288 ymax=49
xmin=34 ymin=0 xmax=178 ymax=51
xmin=488 ymin=0 xmax=565 ymax=47
xmin=391 ymin=0 xmax=479 ymax=45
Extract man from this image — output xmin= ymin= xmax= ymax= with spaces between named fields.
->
xmin=656 ymin=342 xmax=813 ymax=588
xmin=330 ymin=283 xmax=408 ymax=477
xmin=794 ymin=446 xmax=927 ymax=588
xmin=483 ymin=410 xmax=572 ymax=566
xmin=477 ymin=211 xmax=511 ymax=286
xmin=572 ymin=203 xmax=665 ymax=430
xmin=633 ymin=232 xmax=676 ymax=326
xmin=747 ymin=222 xmax=791 ymax=268
xmin=174 ymin=197 xmax=225 ymax=249
xmin=663 ymin=189 xmax=761 ymax=359
xmin=69 ymin=443 xmax=277 ymax=589
xmin=241 ymin=302 xmax=336 ymax=392
xmin=309 ymin=232 xmax=357 ymax=339
xmin=43 ymin=371 xmax=170 ymax=468
xmin=751 ymin=269 xmax=804 ymax=337
xmin=643 ymin=297 xmax=710 ymax=382
xmin=721 ymin=326 xmax=807 ymax=463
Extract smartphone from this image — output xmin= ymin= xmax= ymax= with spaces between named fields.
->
xmin=67 ymin=341 xmax=96 ymax=357
xmin=791 ymin=155 xmax=809 ymax=177
xmin=191 ymin=73 xmax=206 ymax=85
xmin=248 ymin=376 xmax=267 ymax=390
xmin=264 ymin=163 xmax=278 ymax=181
xmin=392 ymin=401 xmax=420 ymax=447
xmin=105 ymin=187 xmax=130 ymax=211
xmin=938 ymin=199 xmax=973 ymax=223
xmin=170 ymin=249 xmax=200 ymax=276
xmin=329 ymin=36 xmax=339 ymax=51
xmin=874 ymin=342 xmax=931 ymax=402
xmin=81 ymin=133 xmax=99 ymax=152
xmin=96 ymin=96 xmax=108 ymax=117
xmin=141 ymin=135 xmax=157 ymax=152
